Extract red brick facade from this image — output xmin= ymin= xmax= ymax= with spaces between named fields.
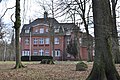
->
xmin=20 ymin=12 xmax=94 ymax=61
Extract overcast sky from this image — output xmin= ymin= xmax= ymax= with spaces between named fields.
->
xmin=0 ymin=0 xmax=93 ymax=35
xmin=0 ymin=0 xmax=120 ymax=38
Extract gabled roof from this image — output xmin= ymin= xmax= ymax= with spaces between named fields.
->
xmin=21 ymin=18 xmax=59 ymax=34
xmin=59 ymin=23 xmax=75 ymax=31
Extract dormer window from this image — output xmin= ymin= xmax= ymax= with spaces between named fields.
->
xmin=25 ymin=30 xmax=29 ymax=33
xmin=35 ymin=29 xmax=38 ymax=33
xmin=40 ymin=28 xmax=44 ymax=33
xmin=54 ymin=37 xmax=59 ymax=44
xmin=46 ymin=28 xmax=48 ymax=33
xmin=67 ymin=37 xmax=70 ymax=44
xmin=54 ymin=28 xmax=59 ymax=33
xmin=79 ymin=38 xmax=82 ymax=44
xmin=25 ymin=38 xmax=29 ymax=45
xmin=66 ymin=31 xmax=71 ymax=35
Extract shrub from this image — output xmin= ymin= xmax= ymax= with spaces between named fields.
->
xmin=40 ymin=59 xmax=54 ymax=64
xmin=76 ymin=61 xmax=88 ymax=71
xmin=21 ymin=56 xmax=53 ymax=61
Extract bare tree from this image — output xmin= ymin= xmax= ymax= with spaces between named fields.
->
xmin=58 ymin=0 xmax=93 ymax=61
xmin=86 ymin=0 xmax=120 ymax=79
xmin=14 ymin=0 xmax=24 ymax=68
xmin=110 ymin=0 xmax=120 ymax=64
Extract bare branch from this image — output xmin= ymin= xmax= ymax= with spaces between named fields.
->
xmin=10 ymin=13 xmax=15 ymax=23
xmin=0 ymin=6 xmax=15 ymax=19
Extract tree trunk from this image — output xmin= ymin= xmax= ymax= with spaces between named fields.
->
xmin=14 ymin=0 xmax=24 ymax=69
xmin=14 ymin=28 xmax=24 ymax=68
xmin=111 ymin=0 xmax=120 ymax=63
xmin=86 ymin=0 xmax=120 ymax=79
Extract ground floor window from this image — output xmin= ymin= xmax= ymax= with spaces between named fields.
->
xmin=39 ymin=49 xmax=44 ymax=56
xmin=52 ymin=50 xmax=61 ymax=57
xmin=45 ymin=49 xmax=49 ymax=56
xmin=33 ymin=49 xmax=38 ymax=55
xmin=22 ymin=50 xmax=30 ymax=56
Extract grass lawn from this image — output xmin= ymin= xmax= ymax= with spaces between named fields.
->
xmin=0 ymin=61 xmax=119 ymax=80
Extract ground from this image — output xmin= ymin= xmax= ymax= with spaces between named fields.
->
xmin=0 ymin=61 xmax=119 ymax=80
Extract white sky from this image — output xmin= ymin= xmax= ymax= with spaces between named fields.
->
xmin=0 ymin=0 xmax=120 ymax=39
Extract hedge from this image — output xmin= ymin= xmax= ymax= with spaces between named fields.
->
xmin=21 ymin=56 xmax=53 ymax=61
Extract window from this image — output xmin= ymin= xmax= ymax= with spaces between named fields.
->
xmin=39 ymin=49 xmax=44 ymax=56
xmin=67 ymin=37 xmax=70 ymax=44
xmin=22 ymin=50 xmax=30 ymax=56
xmin=54 ymin=28 xmax=59 ymax=33
xmin=79 ymin=38 xmax=82 ymax=44
xmin=66 ymin=31 xmax=71 ymax=35
xmin=22 ymin=51 xmax=24 ymax=56
xmin=45 ymin=49 xmax=49 ymax=56
xmin=40 ymin=28 xmax=44 ymax=33
xmin=24 ymin=51 xmax=30 ymax=56
xmin=52 ymin=50 xmax=60 ymax=57
xmin=55 ymin=50 xmax=60 ymax=57
xmin=33 ymin=38 xmax=38 ymax=44
xmin=25 ymin=38 xmax=29 ymax=45
xmin=25 ymin=30 xmax=29 ymax=33
xmin=39 ymin=38 xmax=44 ymax=44
xmin=33 ymin=49 xmax=38 ymax=55
xmin=45 ymin=38 xmax=50 ymax=44
xmin=46 ymin=28 xmax=48 ymax=33
xmin=35 ymin=29 xmax=38 ymax=33
xmin=54 ymin=37 xmax=59 ymax=44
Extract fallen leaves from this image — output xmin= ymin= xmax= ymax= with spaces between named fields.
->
xmin=0 ymin=61 xmax=119 ymax=80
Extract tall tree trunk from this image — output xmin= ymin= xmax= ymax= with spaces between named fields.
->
xmin=14 ymin=0 xmax=24 ymax=68
xmin=86 ymin=0 xmax=120 ymax=79
xmin=111 ymin=0 xmax=120 ymax=63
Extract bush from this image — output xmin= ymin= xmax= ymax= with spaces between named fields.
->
xmin=76 ymin=61 xmax=88 ymax=71
xmin=40 ymin=59 xmax=54 ymax=64
xmin=21 ymin=56 xmax=53 ymax=61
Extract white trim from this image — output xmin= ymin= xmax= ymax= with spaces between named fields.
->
xmin=32 ymin=23 xmax=49 ymax=27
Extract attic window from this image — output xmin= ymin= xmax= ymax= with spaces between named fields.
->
xmin=40 ymin=28 xmax=44 ymax=33
xmin=25 ymin=30 xmax=29 ymax=33
xmin=54 ymin=28 xmax=59 ymax=33
xmin=66 ymin=31 xmax=71 ymax=35
xmin=35 ymin=29 xmax=38 ymax=33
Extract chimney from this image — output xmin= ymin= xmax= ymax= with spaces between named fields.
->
xmin=44 ymin=11 xmax=48 ymax=19
xmin=44 ymin=11 xmax=48 ymax=23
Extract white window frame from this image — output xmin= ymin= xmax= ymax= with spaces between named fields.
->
xmin=35 ymin=29 xmax=38 ymax=33
xmin=22 ymin=51 xmax=24 ymax=56
xmin=54 ymin=28 xmax=59 ymax=33
xmin=46 ymin=28 xmax=48 ymax=33
xmin=39 ymin=49 xmax=44 ymax=56
xmin=55 ymin=50 xmax=60 ymax=57
xmin=45 ymin=49 xmax=49 ymax=56
xmin=79 ymin=38 xmax=82 ymax=44
xmin=39 ymin=38 xmax=44 ymax=44
xmin=40 ymin=28 xmax=44 ymax=33
xmin=33 ymin=38 xmax=38 ymax=44
xmin=45 ymin=38 xmax=50 ymax=44
xmin=54 ymin=37 xmax=59 ymax=44
xmin=22 ymin=50 xmax=30 ymax=56
xmin=66 ymin=31 xmax=71 ymax=35
xmin=33 ymin=49 xmax=38 ymax=55
xmin=25 ymin=38 xmax=29 ymax=45
xmin=24 ymin=51 xmax=30 ymax=56
xmin=67 ymin=37 xmax=70 ymax=44
xmin=25 ymin=30 xmax=29 ymax=33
